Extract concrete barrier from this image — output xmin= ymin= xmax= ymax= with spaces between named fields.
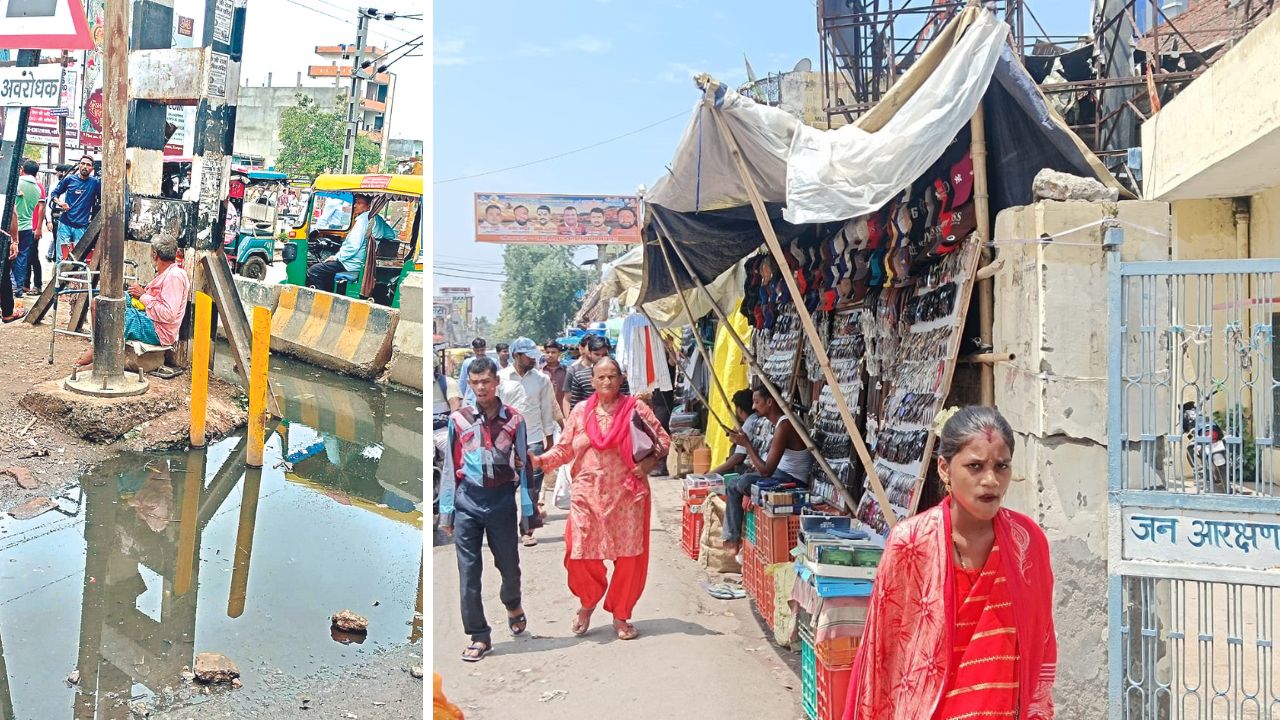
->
xmin=216 ymin=277 xmax=281 ymax=340
xmin=386 ymin=272 xmax=424 ymax=391
xmin=270 ymin=285 xmax=399 ymax=379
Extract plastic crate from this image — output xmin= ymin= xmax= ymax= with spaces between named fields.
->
xmin=800 ymin=633 xmax=818 ymax=720
xmin=815 ymin=635 xmax=859 ymax=668
xmin=680 ymin=503 xmax=704 ymax=560
xmin=816 ymin=656 xmax=853 ymax=720
xmin=758 ymin=509 xmax=801 ymax=564
xmin=744 ymin=506 xmax=757 ymax=544
xmin=742 ymin=538 xmax=759 ymax=601
xmin=757 ymin=563 xmax=775 ymax=630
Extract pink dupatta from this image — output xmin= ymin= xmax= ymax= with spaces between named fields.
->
xmin=582 ymin=393 xmax=646 ymax=497
xmin=843 ymin=497 xmax=1057 ymax=720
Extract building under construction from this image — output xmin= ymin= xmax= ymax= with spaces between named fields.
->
xmin=812 ymin=0 xmax=1276 ymax=193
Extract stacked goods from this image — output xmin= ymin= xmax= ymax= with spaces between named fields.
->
xmin=667 ymin=430 xmax=705 ymax=479
xmin=680 ymin=502 xmax=704 ymax=560
xmin=682 ymin=474 xmax=725 ymax=504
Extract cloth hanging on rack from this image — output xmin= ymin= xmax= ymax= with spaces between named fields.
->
xmin=706 ymin=301 xmax=751 ymax=468
xmin=618 ymin=313 xmax=674 ymax=395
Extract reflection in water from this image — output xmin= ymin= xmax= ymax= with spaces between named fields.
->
xmin=0 ymin=358 xmax=423 ymax=719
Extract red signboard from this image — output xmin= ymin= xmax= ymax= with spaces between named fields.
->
xmin=177 ymin=16 xmax=194 ymax=37
xmin=0 ymin=0 xmax=94 ymax=50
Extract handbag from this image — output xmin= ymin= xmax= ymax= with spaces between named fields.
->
xmin=630 ymin=412 xmax=659 ymax=464
xmin=552 ymin=466 xmax=572 ymax=510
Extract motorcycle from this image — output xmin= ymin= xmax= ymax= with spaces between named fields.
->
xmin=1181 ymin=398 xmax=1228 ymax=492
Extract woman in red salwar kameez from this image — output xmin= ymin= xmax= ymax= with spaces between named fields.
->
xmin=845 ymin=406 xmax=1057 ymax=720
xmin=532 ymin=356 xmax=670 ymax=641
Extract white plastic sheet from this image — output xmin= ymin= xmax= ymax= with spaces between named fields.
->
xmin=598 ymin=246 xmax=745 ymax=329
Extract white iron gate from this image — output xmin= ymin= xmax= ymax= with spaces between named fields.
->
xmin=1109 ymin=252 xmax=1280 ymax=719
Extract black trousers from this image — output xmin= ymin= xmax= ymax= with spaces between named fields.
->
xmin=454 ymin=482 xmax=522 ymax=645
xmin=22 ymin=231 xmax=41 ymax=291
xmin=305 ymin=259 xmax=348 ymax=292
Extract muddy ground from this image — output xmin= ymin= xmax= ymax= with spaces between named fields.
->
xmin=0 ymin=298 xmax=245 ymax=511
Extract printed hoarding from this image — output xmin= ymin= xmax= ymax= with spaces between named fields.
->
xmin=474 ymin=193 xmax=641 ymax=244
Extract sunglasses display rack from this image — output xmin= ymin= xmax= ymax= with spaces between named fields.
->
xmin=853 ymin=235 xmax=984 ymax=536
xmin=754 ymin=304 xmax=802 ymax=392
xmin=805 ymin=309 xmax=867 ymax=509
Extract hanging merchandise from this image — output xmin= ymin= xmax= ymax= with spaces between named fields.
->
xmin=805 ymin=309 xmax=866 ymax=509
xmin=618 ymin=312 xmax=674 ymax=395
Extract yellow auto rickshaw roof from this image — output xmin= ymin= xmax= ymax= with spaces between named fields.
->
xmin=312 ymin=174 xmax=423 ymax=196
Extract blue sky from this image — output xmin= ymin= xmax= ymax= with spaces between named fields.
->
xmin=433 ymin=1 xmax=1091 ymax=320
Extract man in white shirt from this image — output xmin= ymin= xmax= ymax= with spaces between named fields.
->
xmin=306 ymin=194 xmax=370 ymax=293
xmin=498 ymin=337 xmax=557 ymax=546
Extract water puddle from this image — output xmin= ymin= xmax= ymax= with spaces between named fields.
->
xmin=0 ymin=353 xmax=424 ymax=718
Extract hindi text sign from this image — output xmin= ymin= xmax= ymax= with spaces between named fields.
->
xmin=0 ymin=65 xmax=63 ymax=107
xmin=1122 ymin=507 xmax=1280 ymax=571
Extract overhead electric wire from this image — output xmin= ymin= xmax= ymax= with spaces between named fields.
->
xmin=435 ymin=271 xmax=507 ymax=283
xmin=434 ymin=109 xmax=689 ymax=184
xmin=282 ymin=0 xmax=418 ymax=44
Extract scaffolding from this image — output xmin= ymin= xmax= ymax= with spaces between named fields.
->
xmin=818 ymin=0 xmax=1277 ymax=190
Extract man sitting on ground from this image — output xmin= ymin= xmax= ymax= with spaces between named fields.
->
xmin=710 ymin=389 xmax=761 ymax=476
xmin=76 ymin=234 xmax=190 ymax=367
xmin=720 ymin=387 xmax=813 ymax=550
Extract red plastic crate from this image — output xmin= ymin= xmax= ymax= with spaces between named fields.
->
xmin=680 ymin=503 xmax=704 ymax=560
xmin=742 ymin=538 xmax=760 ymax=601
xmin=757 ymin=509 xmax=801 ymax=564
xmin=816 ymin=656 xmax=853 ymax=720
xmin=815 ymin=635 xmax=860 ymax=668
xmin=757 ymin=561 xmax=775 ymax=630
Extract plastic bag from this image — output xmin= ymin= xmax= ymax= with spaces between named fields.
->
xmin=552 ymin=466 xmax=572 ymax=510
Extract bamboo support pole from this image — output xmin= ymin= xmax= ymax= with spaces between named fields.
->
xmin=971 ymin=102 xmax=995 ymax=407
xmin=246 ymin=306 xmax=271 ymax=468
xmin=190 ymin=292 xmax=213 ymax=447
xmin=975 ymin=257 xmax=1004 ymax=281
xmin=705 ymin=102 xmax=896 ymax=529
xmin=651 ymin=212 xmax=861 ymax=513
xmin=959 ymin=352 xmax=1015 ymax=365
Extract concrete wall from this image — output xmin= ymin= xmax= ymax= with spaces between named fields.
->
xmin=992 ymin=200 xmax=1171 ymax=718
xmin=234 ymin=86 xmax=345 ymax=169
xmin=1250 ymin=183 xmax=1280 ymax=257
xmin=387 ymin=272 xmax=424 ymax=391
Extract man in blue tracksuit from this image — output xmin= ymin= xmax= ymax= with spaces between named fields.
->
xmin=438 ymin=356 xmax=534 ymax=662
xmin=48 ymin=155 xmax=101 ymax=260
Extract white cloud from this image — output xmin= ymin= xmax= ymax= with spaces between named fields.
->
xmin=659 ymin=62 xmax=745 ymax=86
xmin=435 ymin=38 xmax=481 ymax=66
xmin=518 ymin=34 xmax=612 ymax=57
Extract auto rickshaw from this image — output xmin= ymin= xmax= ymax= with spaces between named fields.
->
xmin=283 ymin=174 xmax=422 ymax=308
xmin=225 ymin=169 xmax=290 ymax=280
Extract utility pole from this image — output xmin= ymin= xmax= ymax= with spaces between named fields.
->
xmin=57 ymin=50 xmax=68 ymax=164
xmin=340 ymin=9 xmax=371 ymax=174
xmin=0 ymin=50 xmax=39 ymax=308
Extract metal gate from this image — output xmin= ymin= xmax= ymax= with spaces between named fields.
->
xmin=1108 ymin=253 xmax=1280 ymax=719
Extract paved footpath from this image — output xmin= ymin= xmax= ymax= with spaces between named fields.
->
xmin=432 ymin=475 xmax=804 ymax=719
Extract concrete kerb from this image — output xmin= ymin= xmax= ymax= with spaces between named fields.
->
xmin=217 ymin=277 xmax=282 ymax=339
xmin=270 ymin=285 xmax=399 ymax=379
xmin=386 ymin=272 xmax=424 ymax=391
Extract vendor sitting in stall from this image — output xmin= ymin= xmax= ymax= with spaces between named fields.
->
xmin=306 ymin=194 xmax=371 ymax=293
xmin=721 ymin=387 xmax=813 ymax=549
xmin=710 ymin=389 xmax=761 ymax=476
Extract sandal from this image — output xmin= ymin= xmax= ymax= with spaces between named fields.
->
xmin=508 ymin=611 xmax=527 ymax=636
xmin=461 ymin=641 xmax=491 ymax=663
xmin=2 ymin=308 xmax=26 ymax=323
xmin=522 ymin=534 xmax=538 ymax=547
xmin=613 ymin=620 xmax=639 ymax=641
xmin=571 ymin=607 xmax=593 ymax=637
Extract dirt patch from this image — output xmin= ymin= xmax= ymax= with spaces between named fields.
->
xmin=0 ymin=304 xmax=247 ymax=495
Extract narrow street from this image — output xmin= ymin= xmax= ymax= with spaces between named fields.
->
xmin=431 ymin=477 xmax=803 ymax=719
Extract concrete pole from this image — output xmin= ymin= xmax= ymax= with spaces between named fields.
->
xmin=341 ymin=11 xmax=370 ymax=174
xmin=93 ymin=0 xmax=129 ymax=386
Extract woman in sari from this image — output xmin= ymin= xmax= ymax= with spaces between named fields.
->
xmin=531 ymin=356 xmax=670 ymax=641
xmin=845 ymin=406 xmax=1056 ymax=720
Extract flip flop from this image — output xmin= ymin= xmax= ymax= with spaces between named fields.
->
xmin=2 ymin=308 xmax=26 ymax=323
xmin=571 ymin=607 xmax=593 ymax=636
xmin=461 ymin=641 xmax=491 ymax=663
xmin=613 ymin=620 xmax=639 ymax=641
xmin=508 ymin=612 xmax=527 ymax=636
xmin=521 ymin=535 xmax=538 ymax=547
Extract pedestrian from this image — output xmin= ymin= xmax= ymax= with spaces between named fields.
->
xmin=844 ymin=406 xmax=1056 ymax=720
xmin=561 ymin=334 xmax=630 ymax=418
xmin=48 ymin=155 xmax=101 ymax=261
xmin=2 ymin=199 xmax=26 ymax=322
xmin=497 ymin=338 xmax=556 ymax=546
xmin=531 ymin=356 xmax=670 ymax=641
xmin=458 ymin=337 xmax=487 ymax=403
xmin=44 ymin=163 xmax=71 ymax=262
xmin=542 ymin=339 xmax=569 ymax=410
xmin=494 ymin=342 xmax=510 ymax=370
xmin=437 ymin=356 xmax=533 ymax=663
xmin=11 ymin=160 xmax=42 ymax=297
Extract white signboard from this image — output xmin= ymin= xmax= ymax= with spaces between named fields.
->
xmin=1122 ymin=507 xmax=1280 ymax=571
xmin=0 ymin=65 xmax=63 ymax=107
xmin=212 ymin=0 xmax=233 ymax=44
xmin=206 ymin=51 xmax=228 ymax=99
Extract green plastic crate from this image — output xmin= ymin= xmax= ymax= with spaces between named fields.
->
xmin=745 ymin=508 xmax=757 ymax=544
xmin=801 ymin=634 xmax=817 ymax=720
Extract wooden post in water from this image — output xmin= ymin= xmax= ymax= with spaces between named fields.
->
xmin=190 ymin=292 xmax=213 ymax=447
xmin=246 ymin=306 xmax=271 ymax=468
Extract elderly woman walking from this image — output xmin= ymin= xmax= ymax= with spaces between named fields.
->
xmin=531 ymin=356 xmax=670 ymax=641
xmin=845 ymin=406 xmax=1057 ymax=720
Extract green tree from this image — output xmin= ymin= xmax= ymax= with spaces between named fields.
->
xmin=495 ymin=245 xmax=587 ymax=342
xmin=275 ymin=94 xmax=381 ymax=178
xmin=473 ymin=315 xmax=495 ymax=341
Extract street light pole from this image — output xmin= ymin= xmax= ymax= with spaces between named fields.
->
xmin=340 ymin=9 xmax=371 ymax=174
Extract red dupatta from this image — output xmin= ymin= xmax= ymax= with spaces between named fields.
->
xmin=843 ymin=497 xmax=1057 ymax=720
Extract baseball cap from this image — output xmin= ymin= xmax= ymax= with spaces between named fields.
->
xmin=510 ymin=337 xmax=542 ymax=361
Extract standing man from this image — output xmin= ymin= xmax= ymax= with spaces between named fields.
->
xmin=438 ymin=357 xmax=532 ymax=662
xmin=12 ymin=160 xmax=42 ymax=297
xmin=459 ymin=337 xmax=487 ymax=403
xmin=306 ymin=194 xmax=370 ymax=293
xmin=494 ymin=342 xmax=510 ymax=370
xmin=3 ymin=198 xmax=25 ymax=322
xmin=498 ymin=338 xmax=556 ymax=546
xmin=44 ymin=164 xmax=72 ymax=262
xmin=49 ymin=156 xmax=101 ymax=261
xmin=562 ymin=334 xmax=629 ymax=417
xmin=542 ymin=340 xmax=569 ymax=412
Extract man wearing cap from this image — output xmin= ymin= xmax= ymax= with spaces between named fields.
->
xmin=497 ymin=337 xmax=556 ymax=546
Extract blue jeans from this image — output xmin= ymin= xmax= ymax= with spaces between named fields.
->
xmin=10 ymin=230 xmax=32 ymax=296
xmin=57 ymin=223 xmax=86 ymax=260
xmin=722 ymin=470 xmax=799 ymax=544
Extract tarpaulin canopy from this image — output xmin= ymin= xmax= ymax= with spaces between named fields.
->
xmin=639 ymin=6 xmax=1123 ymax=305
xmin=591 ymin=245 xmax=746 ymax=329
